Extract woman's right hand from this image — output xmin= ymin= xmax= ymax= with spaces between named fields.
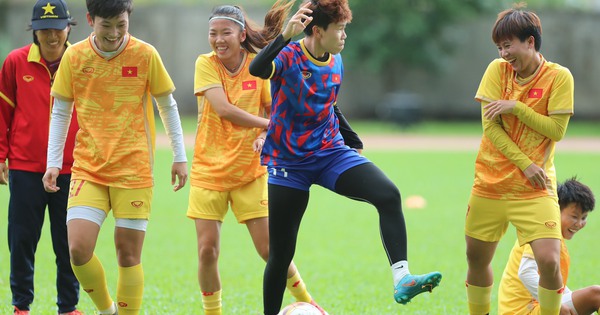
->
xmin=282 ymin=2 xmax=313 ymax=40
xmin=523 ymin=163 xmax=548 ymax=190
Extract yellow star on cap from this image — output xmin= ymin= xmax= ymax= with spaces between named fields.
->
xmin=42 ymin=3 xmax=56 ymax=15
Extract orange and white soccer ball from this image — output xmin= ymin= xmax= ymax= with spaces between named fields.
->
xmin=278 ymin=302 xmax=324 ymax=315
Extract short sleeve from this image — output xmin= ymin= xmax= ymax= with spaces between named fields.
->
xmin=51 ymin=47 xmax=74 ymax=101
xmin=547 ymin=68 xmax=574 ymax=115
xmin=475 ymin=58 xmax=504 ymax=104
xmin=193 ymin=54 xmax=222 ymax=96
xmin=148 ymin=47 xmax=175 ymax=97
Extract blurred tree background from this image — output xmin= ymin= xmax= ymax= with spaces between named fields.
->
xmin=1 ymin=0 xmax=599 ymax=121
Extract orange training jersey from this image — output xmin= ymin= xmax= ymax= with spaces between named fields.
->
xmin=51 ymin=34 xmax=175 ymax=188
xmin=191 ymin=51 xmax=270 ymax=191
xmin=473 ymin=56 xmax=574 ymax=200
xmin=498 ymin=239 xmax=569 ymax=314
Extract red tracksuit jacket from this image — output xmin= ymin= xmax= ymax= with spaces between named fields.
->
xmin=0 ymin=43 xmax=78 ymax=174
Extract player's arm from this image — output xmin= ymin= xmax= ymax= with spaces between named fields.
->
xmin=481 ymin=102 xmax=548 ymax=189
xmin=0 ymin=96 xmax=14 ymax=185
xmin=334 ymin=105 xmax=363 ymax=152
xmin=249 ymin=34 xmax=290 ymax=79
xmin=203 ymin=88 xmax=269 ymax=129
xmin=249 ymin=2 xmax=312 ymax=79
xmin=43 ymin=97 xmax=74 ymax=192
xmin=483 ymin=100 xmax=570 ymax=142
xmin=155 ymin=94 xmax=188 ymax=191
xmin=0 ymin=56 xmax=17 ymax=185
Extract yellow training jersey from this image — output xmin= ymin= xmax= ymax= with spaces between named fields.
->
xmin=473 ymin=56 xmax=574 ymax=200
xmin=190 ymin=51 xmax=270 ymax=191
xmin=51 ymin=34 xmax=175 ymax=188
xmin=498 ymin=239 xmax=569 ymax=314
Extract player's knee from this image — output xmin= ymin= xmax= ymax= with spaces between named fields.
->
xmin=535 ymin=254 xmax=561 ymax=279
xmin=589 ymin=285 xmax=600 ymax=306
xmin=372 ymin=183 xmax=400 ymax=208
xmin=255 ymin=244 xmax=269 ymax=261
xmin=198 ymin=245 xmax=219 ymax=265
xmin=68 ymin=242 xmax=93 ymax=265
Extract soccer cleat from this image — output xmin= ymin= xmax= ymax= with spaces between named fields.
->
xmin=394 ymin=271 xmax=442 ymax=305
xmin=60 ymin=310 xmax=84 ymax=315
xmin=309 ymin=300 xmax=329 ymax=315
xmin=13 ymin=307 xmax=30 ymax=315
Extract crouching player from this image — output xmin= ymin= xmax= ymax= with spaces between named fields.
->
xmin=499 ymin=177 xmax=600 ymax=315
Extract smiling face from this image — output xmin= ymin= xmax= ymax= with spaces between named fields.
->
xmin=87 ymin=11 xmax=129 ymax=52
xmin=35 ymin=27 xmax=70 ymax=58
xmin=496 ymin=36 xmax=539 ymax=78
xmin=561 ymin=203 xmax=588 ymax=240
xmin=208 ymin=18 xmax=245 ymax=63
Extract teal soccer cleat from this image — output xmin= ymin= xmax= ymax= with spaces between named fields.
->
xmin=394 ymin=272 xmax=442 ymax=305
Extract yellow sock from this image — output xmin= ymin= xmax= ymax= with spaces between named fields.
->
xmin=117 ymin=264 xmax=144 ymax=315
xmin=466 ymin=282 xmax=492 ymax=315
xmin=71 ymin=254 xmax=113 ymax=311
xmin=286 ymin=271 xmax=312 ymax=303
xmin=201 ymin=290 xmax=222 ymax=315
xmin=538 ymin=286 xmax=562 ymax=315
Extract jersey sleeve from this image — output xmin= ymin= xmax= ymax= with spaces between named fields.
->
xmin=0 ymin=53 xmax=17 ymax=162
xmin=481 ymin=102 xmax=533 ymax=171
xmin=148 ymin=47 xmax=175 ymax=97
xmin=475 ymin=59 xmax=504 ymax=103
xmin=51 ymin=48 xmax=74 ymax=101
xmin=260 ymin=78 xmax=271 ymax=113
xmin=547 ymin=68 xmax=574 ymax=115
xmin=194 ymin=55 xmax=222 ymax=96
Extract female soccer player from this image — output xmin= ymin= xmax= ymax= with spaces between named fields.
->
xmin=498 ymin=177 xmax=598 ymax=315
xmin=249 ymin=1 xmax=442 ymax=314
xmin=187 ymin=2 xmax=325 ymax=314
xmin=42 ymin=0 xmax=188 ymax=314
xmin=465 ymin=4 xmax=575 ymax=315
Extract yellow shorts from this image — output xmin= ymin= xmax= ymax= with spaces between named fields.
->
xmin=67 ymin=179 xmax=153 ymax=219
xmin=187 ymin=174 xmax=268 ymax=223
xmin=465 ymin=194 xmax=561 ymax=245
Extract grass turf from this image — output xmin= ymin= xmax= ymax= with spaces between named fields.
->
xmin=0 ymin=130 xmax=599 ymax=314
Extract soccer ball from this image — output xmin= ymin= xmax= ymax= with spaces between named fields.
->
xmin=278 ymin=302 xmax=323 ymax=315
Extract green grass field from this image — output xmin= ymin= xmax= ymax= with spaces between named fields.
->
xmin=1 ymin=123 xmax=599 ymax=314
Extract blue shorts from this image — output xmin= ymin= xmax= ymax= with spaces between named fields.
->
xmin=267 ymin=147 xmax=370 ymax=191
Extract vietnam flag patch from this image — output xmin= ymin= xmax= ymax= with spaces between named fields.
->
xmin=122 ymin=66 xmax=138 ymax=77
xmin=528 ymin=88 xmax=543 ymax=98
xmin=242 ymin=80 xmax=257 ymax=90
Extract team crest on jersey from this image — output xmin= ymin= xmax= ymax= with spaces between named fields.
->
xmin=82 ymin=67 xmax=95 ymax=74
xmin=301 ymin=71 xmax=312 ymax=79
xmin=22 ymin=75 xmax=34 ymax=82
xmin=131 ymin=201 xmax=144 ymax=208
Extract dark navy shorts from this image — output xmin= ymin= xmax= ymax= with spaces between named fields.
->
xmin=267 ymin=147 xmax=370 ymax=191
